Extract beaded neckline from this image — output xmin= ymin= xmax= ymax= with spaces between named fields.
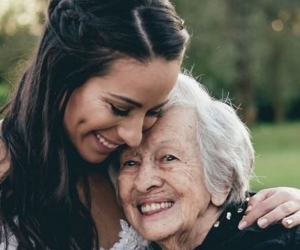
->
xmin=213 ymin=196 xmax=250 ymax=228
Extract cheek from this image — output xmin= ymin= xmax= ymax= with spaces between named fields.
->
xmin=64 ymin=100 xmax=76 ymax=127
xmin=180 ymin=169 xmax=200 ymax=186
xmin=142 ymin=117 xmax=157 ymax=131
xmin=179 ymin=178 xmax=211 ymax=220
xmin=174 ymin=169 xmax=206 ymax=201
xmin=118 ymin=176 xmax=131 ymax=202
xmin=185 ymin=178 xmax=211 ymax=212
xmin=63 ymin=96 xmax=86 ymax=135
xmin=63 ymin=109 xmax=76 ymax=140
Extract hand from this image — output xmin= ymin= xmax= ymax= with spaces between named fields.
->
xmin=238 ymin=187 xmax=300 ymax=230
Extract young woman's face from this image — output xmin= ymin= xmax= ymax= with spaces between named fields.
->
xmin=63 ymin=58 xmax=180 ymax=163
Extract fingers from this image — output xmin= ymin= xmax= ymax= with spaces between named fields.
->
xmin=282 ymin=210 xmax=300 ymax=229
xmin=248 ymin=187 xmax=284 ymax=208
xmin=247 ymin=188 xmax=277 ymax=208
xmin=238 ymin=187 xmax=300 ymax=230
xmin=256 ymin=201 xmax=299 ymax=228
xmin=238 ymin=195 xmax=284 ymax=230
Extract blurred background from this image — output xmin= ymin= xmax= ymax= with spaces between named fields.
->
xmin=0 ymin=0 xmax=299 ymax=190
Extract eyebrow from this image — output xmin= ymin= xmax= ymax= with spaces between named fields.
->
xmin=110 ymin=94 xmax=169 ymax=109
xmin=110 ymin=94 xmax=142 ymax=107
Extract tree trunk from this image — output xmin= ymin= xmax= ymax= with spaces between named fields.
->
xmin=225 ymin=0 xmax=257 ymax=124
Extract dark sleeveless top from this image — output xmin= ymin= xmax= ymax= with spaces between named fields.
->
xmin=150 ymin=199 xmax=300 ymax=250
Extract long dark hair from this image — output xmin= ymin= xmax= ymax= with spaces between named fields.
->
xmin=0 ymin=0 xmax=189 ymax=249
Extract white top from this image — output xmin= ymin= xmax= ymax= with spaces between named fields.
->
xmin=100 ymin=220 xmax=149 ymax=250
xmin=0 ymin=220 xmax=149 ymax=250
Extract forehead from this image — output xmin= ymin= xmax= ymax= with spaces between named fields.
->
xmin=123 ymin=107 xmax=196 ymax=153
xmin=102 ymin=57 xmax=181 ymax=104
xmin=149 ymin=106 xmax=195 ymax=136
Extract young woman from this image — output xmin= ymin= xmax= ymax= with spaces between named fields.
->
xmin=0 ymin=1 xmax=299 ymax=249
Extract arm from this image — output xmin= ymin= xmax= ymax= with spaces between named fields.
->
xmin=238 ymin=187 xmax=300 ymax=230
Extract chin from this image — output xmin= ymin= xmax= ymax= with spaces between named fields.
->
xmin=91 ymin=157 xmax=108 ymax=164
xmin=80 ymin=153 xmax=108 ymax=164
xmin=140 ymin=226 xmax=178 ymax=242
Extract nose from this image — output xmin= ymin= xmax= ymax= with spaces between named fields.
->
xmin=117 ymin=116 xmax=144 ymax=147
xmin=133 ymin=161 xmax=163 ymax=193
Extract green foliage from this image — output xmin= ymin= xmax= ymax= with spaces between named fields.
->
xmin=0 ymin=83 xmax=12 ymax=107
xmin=0 ymin=0 xmax=44 ymax=86
xmin=250 ymin=122 xmax=300 ymax=190
xmin=0 ymin=30 xmax=38 ymax=86
xmin=1 ymin=0 xmax=300 ymax=123
xmin=174 ymin=0 xmax=300 ymax=122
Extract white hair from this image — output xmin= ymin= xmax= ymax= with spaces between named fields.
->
xmin=165 ymin=73 xmax=255 ymax=204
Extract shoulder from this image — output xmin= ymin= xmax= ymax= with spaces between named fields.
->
xmin=225 ymin=222 xmax=300 ymax=250
xmin=0 ymin=119 xmax=10 ymax=181
xmin=200 ymin=201 xmax=300 ymax=250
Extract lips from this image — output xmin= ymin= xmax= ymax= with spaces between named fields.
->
xmin=138 ymin=201 xmax=174 ymax=215
xmin=94 ymin=132 xmax=119 ymax=149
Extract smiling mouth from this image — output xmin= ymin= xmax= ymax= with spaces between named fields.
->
xmin=138 ymin=202 xmax=174 ymax=215
xmin=94 ymin=132 xmax=119 ymax=149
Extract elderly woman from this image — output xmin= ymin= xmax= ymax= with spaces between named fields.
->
xmin=111 ymin=74 xmax=300 ymax=250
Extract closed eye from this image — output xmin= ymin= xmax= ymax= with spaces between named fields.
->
xmin=146 ymin=109 xmax=163 ymax=118
xmin=110 ymin=103 xmax=131 ymax=117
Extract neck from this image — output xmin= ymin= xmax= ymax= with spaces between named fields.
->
xmin=77 ymin=165 xmax=127 ymax=249
xmin=157 ymin=204 xmax=224 ymax=250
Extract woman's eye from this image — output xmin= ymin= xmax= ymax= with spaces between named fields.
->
xmin=146 ymin=109 xmax=163 ymax=118
xmin=163 ymin=155 xmax=177 ymax=162
xmin=121 ymin=160 xmax=138 ymax=168
xmin=110 ymin=104 xmax=130 ymax=117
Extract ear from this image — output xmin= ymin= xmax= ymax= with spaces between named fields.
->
xmin=211 ymin=189 xmax=230 ymax=207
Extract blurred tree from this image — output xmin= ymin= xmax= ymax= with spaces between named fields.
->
xmin=224 ymin=0 xmax=257 ymax=123
xmin=256 ymin=0 xmax=300 ymax=122
xmin=0 ymin=0 xmax=299 ymax=122
xmin=174 ymin=0 xmax=300 ymax=123
xmin=0 ymin=0 xmax=46 ymax=91
xmin=0 ymin=0 xmax=45 ymax=36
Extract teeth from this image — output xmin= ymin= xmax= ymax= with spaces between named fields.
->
xmin=151 ymin=203 xmax=156 ymax=210
xmin=141 ymin=202 xmax=173 ymax=213
xmin=95 ymin=133 xmax=118 ymax=149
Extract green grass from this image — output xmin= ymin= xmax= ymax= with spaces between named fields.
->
xmin=250 ymin=122 xmax=300 ymax=191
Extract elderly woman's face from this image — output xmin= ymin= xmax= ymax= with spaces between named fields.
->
xmin=118 ymin=107 xmax=221 ymax=245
